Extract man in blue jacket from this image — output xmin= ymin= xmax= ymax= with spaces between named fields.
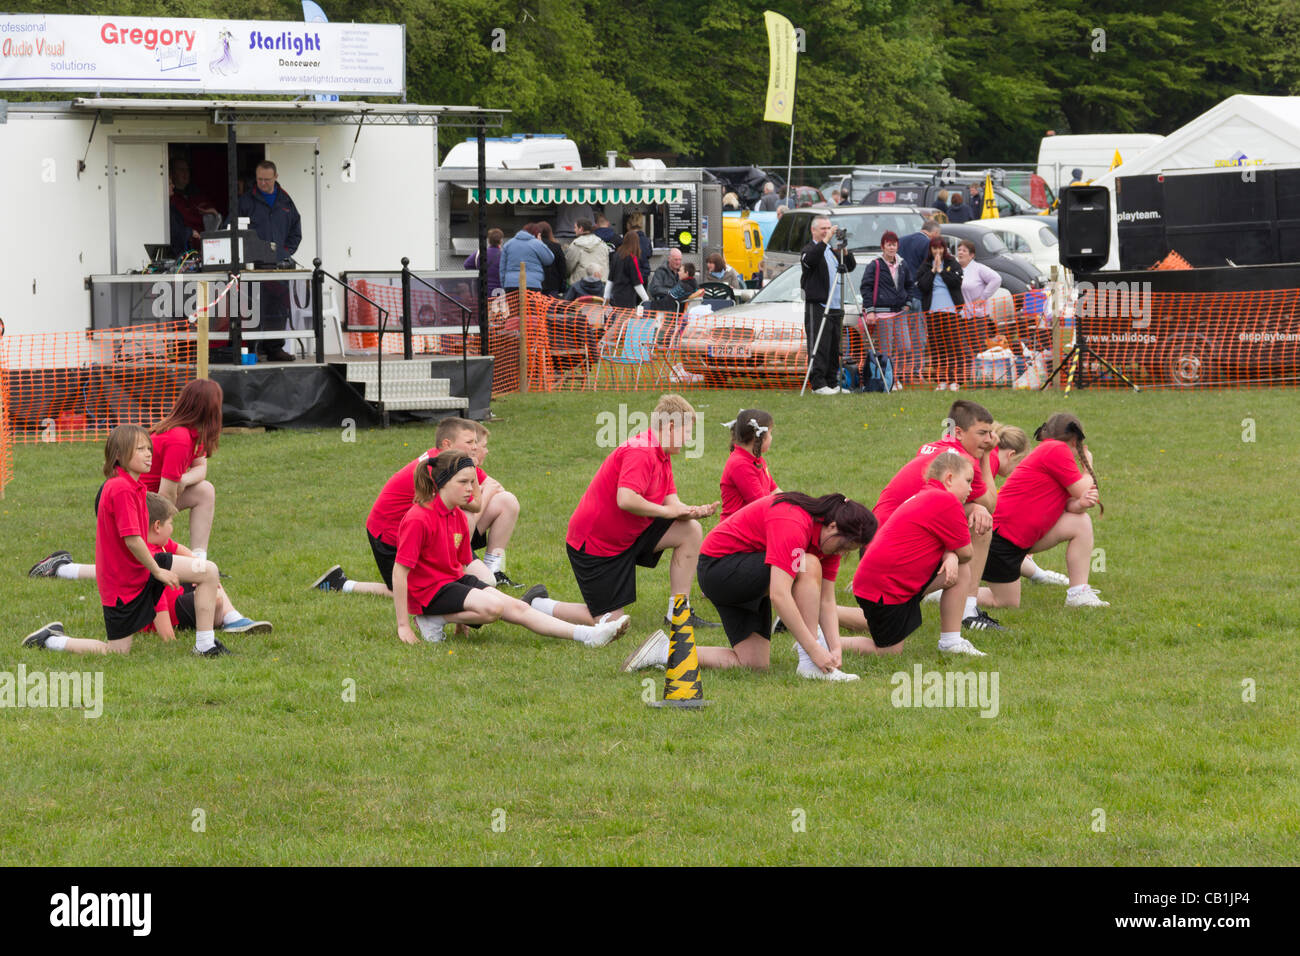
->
xmin=238 ymin=160 xmax=302 ymax=361
xmin=499 ymin=227 xmax=555 ymax=291
xmin=860 ymin=231 xmax=923 ymax=387
xmin=898 ymin=220 xmax=941 ymax=275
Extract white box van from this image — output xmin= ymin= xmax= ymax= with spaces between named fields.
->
xmin=441 ymin=133 xmax=581 ymax=170
xmin=1037 ymin=133 xmax=1164 ymax=192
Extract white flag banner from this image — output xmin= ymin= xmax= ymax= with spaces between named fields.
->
xmin=0 ymin=14 xmax=404 ymax=96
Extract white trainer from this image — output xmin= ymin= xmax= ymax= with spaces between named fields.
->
xmin=813 ymin=385 xmax=840 ymax=396
xmin=796 ymin=662 xmax=861 ymax=681
xmin=620 ymin=628 xmax=669 ymax=671
xmin=1030 ymin=568 xmax=1070 ymax=586
xmin=921 ymin=589 xmax=941 ymax=604
xmin=1065 ymin=586 xmax=1110 ymax=607
xmin=590 ymin=614 xmax=631 ymax=647
xmin=938 ymin=636 xmax=987 ymax=657
xmin=415 ymin=614 xmax=446 ymax=643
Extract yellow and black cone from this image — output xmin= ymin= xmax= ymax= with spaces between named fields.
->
xmin=649 ymin=594 xmax=710 ymax=709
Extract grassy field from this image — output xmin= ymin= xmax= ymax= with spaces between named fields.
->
xmin=1 ymin=386 xmax=1296 ymax=866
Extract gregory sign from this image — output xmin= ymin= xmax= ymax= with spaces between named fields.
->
xmin=0 ymin=14 xmax=404 ymax=95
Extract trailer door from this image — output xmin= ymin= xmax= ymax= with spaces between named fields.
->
xmin=264 ymin=141 xmax=321 ymax=268
xmin=108 ymin=141 xmax=167 ymax=274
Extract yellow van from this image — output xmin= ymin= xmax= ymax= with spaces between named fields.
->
xmin=723 ymin=212 xmax=765 ymax=285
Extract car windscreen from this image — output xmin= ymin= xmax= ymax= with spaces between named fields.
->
xmin=837 ymin=212 xmax=924 ymax=249
xmin=749 ymin=259 xmax=869 ymax=304
xmin=979 ymin=231 xmax=1010 ymax=256
xmin=1039 ymin=226 xmax=1058 ymax=247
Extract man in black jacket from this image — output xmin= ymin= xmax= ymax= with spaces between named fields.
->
xmin=238 ymin=160 xmax=302 ymax=361
xmin=800 ymin=216 xmax=857 ymax=394
xmin=861 ymin=230 xmax=922 ymax=387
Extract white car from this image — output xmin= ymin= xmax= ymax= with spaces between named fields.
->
xmin=985 ymin=216 xmax=1063 ymax=280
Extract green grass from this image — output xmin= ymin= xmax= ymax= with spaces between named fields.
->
xmin=1 ymin=387 xmax=1297 ymax=865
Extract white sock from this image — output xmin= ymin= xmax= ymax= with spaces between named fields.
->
xmin=963 ymin=596 xmax=978 ymax=619
xmin=192 ymin=549 xmax=207 ymax=562
xmin=222 ymin=610 xmax=242 ymax=625
xmin=56 ymin=564 xmax=83 ymax=580
xmin=531 ymin=596 xmax=557 ymax=616
xmin=937 ymin=631 xmax=962 ymax=649
xmin=482 ymin=551 xmax=504 ymax=574
xmin=573 ymin=624 xmax=598 ymax=645
xmin=1022 ymin=557 xmax=1042 ymax=577
xmin=195 ymin=629 xmax=216 ymax=653
xmin=795 ymin=628 xmax=829 ymax=667
xmin=341 ymin=580 xmax=356 ymax=593
xmin=45 ymin=634 xmax=69 ymax=651
xmin=1067 ymin=584 xmax=1090 ymax=598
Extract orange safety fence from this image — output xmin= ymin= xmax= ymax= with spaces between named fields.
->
xmin=480 ymin=285 xmax=1300 ymax=393
xmin=0 ymin=321 xmax=196 ymax=461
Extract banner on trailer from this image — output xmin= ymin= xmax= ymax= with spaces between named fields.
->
xmin=0 ymin=14 xmax=404 ymax=95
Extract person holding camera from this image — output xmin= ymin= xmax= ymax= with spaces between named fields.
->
xmin=800 ymin=216 xmax=856 ymax=395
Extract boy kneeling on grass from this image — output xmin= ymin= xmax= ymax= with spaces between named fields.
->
xmin=23 ymin=426 xmax=230 ymax=658
xmin=392 ymin=449 xmax=630 ymax=648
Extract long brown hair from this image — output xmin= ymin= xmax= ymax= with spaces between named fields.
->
xmin=728 ymin=409 xmax=773 ymax=454
xmin=103 ymin=424 xmax=149 ymax=478
xmin=153 ymin=379 xmax=223 ymax=456
xmin=771 ymin=492 xmax=877 ymax=549
xmin=615 ymin=229 xmax=642 ymax=260
xmin=1035 ymin=413 xmax=1102 ymax=515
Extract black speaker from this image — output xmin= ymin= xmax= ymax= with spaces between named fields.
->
xmin=1059 ymin=186 xmax=1111 ymax=272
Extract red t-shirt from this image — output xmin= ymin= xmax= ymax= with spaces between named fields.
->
xmin=719 ymin=447 xmax=777 ymax=521
xmin=395 ymin=498 xmax=473 ymax=614
xmin=701 ymin=498 xmax=842 ymax=582
xmin=566 ymin=429 xmax=676 ymax=557
xmin=990 ymin=446 xmax=1002 ymax=480
xmin=142 ymin=426 xmax=204 ymax=493
xmin=854 ymin=482 xmax=970 ymax=604
xmin=874 ymin=437 xmax=988 ymax=527
xmin=95 ymin=467 xmax=151 ymax=607
xmin=142 ymin=539 xmax=183 ymax=632
xmin=992 ymin=440 xmax=1083 ymax=549
xmin=366 ymin=448 xmax=438 ymax=546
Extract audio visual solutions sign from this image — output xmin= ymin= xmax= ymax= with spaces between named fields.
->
xmin=0 ymin=14 xmax=404 ymax=95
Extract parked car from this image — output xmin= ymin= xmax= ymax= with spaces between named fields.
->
xmin=939 ymin=223 xmax=1044 ymax=296
xmin=677 ymin=258 xmax=868 ymax=387
xmin=983 ymin=216 xmax=1063 ymax=279
xmin=762 ymin=204 xmax=926 ymax=283
xmin=864 ymin=178 xmax=1041 ymax=218
xmin=789 ymin=185 xmax=826 ymax=208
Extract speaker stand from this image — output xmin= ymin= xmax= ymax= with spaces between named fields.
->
xmin=1041 ymin=273 xmax=1140 ymax=393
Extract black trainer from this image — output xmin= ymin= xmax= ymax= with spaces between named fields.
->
xmin=665 ymin=611 xmax=721 ymax=629
xmin=772 ymin=616 xmax=788 ymax=635
xmin=494 ymin=570 xmax=525 ymax=590
xmin=311 ymin=565 xmax=348 ymax=592
xmin=521 ymin=583 xmax=549 ymax=606
xmin=192 ymin=638 xmax=233 ymax=658
xmin=28 ymin=551 xmax=72 ymax=578
xmin=22 ymin=622 xmax=65 ymax=649
xmin=962 ymin=609 xmax=1008 ymax=632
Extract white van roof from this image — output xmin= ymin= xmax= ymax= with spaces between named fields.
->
xmin=441 ymin=133 xmax=581 ymax=170
xmin=1037 ymin=133 xmax=1164 ymax=191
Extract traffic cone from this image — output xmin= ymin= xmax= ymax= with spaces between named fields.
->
xmin=649 ymin=594 xmax=710 ymax=709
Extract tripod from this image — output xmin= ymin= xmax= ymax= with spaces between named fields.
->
xmin=800 ymin=243 xmax=887 ymax=395
xmin=1040 ymin=272 xmax=1139 ymax=392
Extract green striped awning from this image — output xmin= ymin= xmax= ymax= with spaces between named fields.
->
xmin=466 ymin=187 xmax=682 ymax=204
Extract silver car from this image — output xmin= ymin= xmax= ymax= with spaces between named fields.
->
xmin=761 ymin=205 xmax=926 ymax=283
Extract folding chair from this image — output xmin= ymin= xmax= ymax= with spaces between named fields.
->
xmin=595 ymin=310 xmax=662 ymax=389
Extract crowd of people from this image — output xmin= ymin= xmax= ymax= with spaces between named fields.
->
xmin=23 ymin=391 xmax=1107 ymax=687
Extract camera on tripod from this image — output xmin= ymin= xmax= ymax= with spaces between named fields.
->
xmin=833 ymin=227 xmax=848 ymax=245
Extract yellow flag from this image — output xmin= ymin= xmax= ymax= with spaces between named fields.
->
xmin=981 ymin=173 xmax=999 ymax=219
xmin=763 ymin=11 xmax=797 ymax=124
xmin=1109 ymin=149 xmax=1123 ymax=171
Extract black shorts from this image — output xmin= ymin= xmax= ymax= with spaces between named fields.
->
xmin=174 ymin=584 xmax=198 ymax=631
xmin=102 ymin=553 xmax=173 ymax=640
xmin=983 ymin=531 xmax=1030 ymax=584
xmin=369 ymin=531 xmax=398 ymax=590
xmin=697 ymin=552 xmax=772 ymax=647
xmin=854 ymin=558 xmax=942 ymax=648
xmin=420 ymin=574 xmax=490 ymax=615
xmin=471 ymin=528 xmax=488 ymax=554
xmin=566 ymin=516 xmax=673 ymax=618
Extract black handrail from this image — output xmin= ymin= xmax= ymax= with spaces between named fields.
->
xmin=311 ymin=257 xmax=393 ymax=427
xmin=401 ymin=258 xmax=472 ymax=407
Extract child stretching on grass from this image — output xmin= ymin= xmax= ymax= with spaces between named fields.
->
xmin=845 ymin=452 xmax=983 ymax=657
xmin=466 ymin=420 xmax=524 ymax=588
xmin=28 ymin=494 xmax=269 ymax=637
xmin=991 ymin=422 xmax=1070 ymax=588
xmin=978 ymin=413 xmax=1108 ymax=610
xmin=393 ymin=450 xmax=629 ymax=647
xmin=146 ymin=378 xmax=223 ymax=560
xmin=22 ymin=426 xmax=229 ymax=657
xmin=312 ymin=416 xmax=493 ymax=597
xmin=718 ymin=409 xmax=781 ymax=521
xmin=622 ymin=491 xmax=877 ymax=681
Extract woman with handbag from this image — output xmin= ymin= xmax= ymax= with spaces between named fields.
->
xmin=604 ymin=230 xmax=651 ymax=309
xmin=858 ymin=231 xmax=920 ymax=389
xmin=916 ymin=235 xmax=965 ymax=390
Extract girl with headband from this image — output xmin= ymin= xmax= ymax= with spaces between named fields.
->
xmin=719 ymin=409 xmax=781 ymax=522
